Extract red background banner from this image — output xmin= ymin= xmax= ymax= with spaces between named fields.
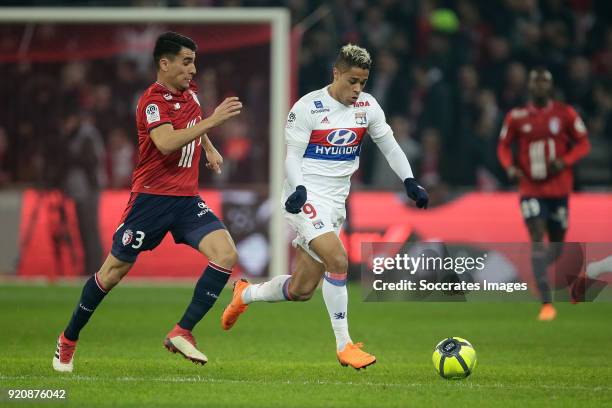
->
xmin=17 ymin=190 xmax=612 ymax=279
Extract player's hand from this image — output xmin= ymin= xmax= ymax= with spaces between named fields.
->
xmin=205 ymin=146 xmax=223 ymax=174
xmin=210 ymin=97 xmax=242 ymax=127
xmin=284 ymin=185 xmax=307 ymax=214
xmin=403 ymin=178 xmax=429 ymax=209
xmin=549 ymin=158 xmax=566 ymax=175
xmin=506 ymin=165 xmax=524 ymax=181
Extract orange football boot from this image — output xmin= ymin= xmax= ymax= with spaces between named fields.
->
xmin=337 ymin=342 xmax=376 ymax=370
xmin=221 ymin=279 xmax=250 ymax=330
xmin=537 ymin=303 xmax=557 ymax=321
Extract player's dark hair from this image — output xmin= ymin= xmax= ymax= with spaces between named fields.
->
xmin=153 ymin=32 xmax=197 ymax=69
xmin=334 ymin=44 xmax=372 ymax=72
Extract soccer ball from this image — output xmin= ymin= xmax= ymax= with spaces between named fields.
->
xmin=432 ymin=337 xmax=477 ymax=379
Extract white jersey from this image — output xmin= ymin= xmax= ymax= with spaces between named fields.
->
xmin=283 ymin=86 xmax=391 ymax=204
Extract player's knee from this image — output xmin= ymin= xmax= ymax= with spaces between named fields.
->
xmin=325 ymin=253 xmax=348 ymax=275
xmin=209 ymin=247 xmax=238 ymax=270
xmin=287 ymin=279 xmax=316 ymax=301
xmin=289 ymin=287 xmax=315 ymax=302
xmin=96 ymin=255 xmax=132 ymax=290
xmin=98 ymin=265 xmax=128 ymax=290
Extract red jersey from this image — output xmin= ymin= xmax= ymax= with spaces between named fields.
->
xmin=131 ymin=81 xmax=203 ymax=196
xmin=497 ymin=101 xmax=590 ymax=197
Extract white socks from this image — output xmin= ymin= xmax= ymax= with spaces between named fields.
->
xmin=242 ymin=275 xmax=292 ymax=304
xmin=322 ymin=274 xmax=352 ymax=351
xmin=241 ymin=272 xmax=353 ymax=351
xmin=586 ymin=255 xmax=612 ymax=279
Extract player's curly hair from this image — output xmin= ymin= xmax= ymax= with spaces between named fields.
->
xmin=153 ymin=32 xmax=197 ymax=69
xmin=334 ymin=44 xmax=372 ymax=71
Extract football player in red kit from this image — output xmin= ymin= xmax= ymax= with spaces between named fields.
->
xmin=497 ymin=67 xmax=590 ymax=320
xmin=53 ymin=32 xmax=243 ymax=372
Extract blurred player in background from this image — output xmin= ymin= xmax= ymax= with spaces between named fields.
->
xmin=53 ymin=32 xmax=243 ymax=372
xmin=497 ymin=67 xmax=590 ymax=320
xmin=222 ymin=44 xmax=428 ymax=369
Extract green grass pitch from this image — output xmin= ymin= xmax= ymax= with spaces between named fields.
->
xmin=1 ymin=283 xmax=611 ymax=407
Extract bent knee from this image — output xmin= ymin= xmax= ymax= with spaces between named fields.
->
xmin=324 ymin=253 xmax=348 ymax=275
xmin=98 ymin=266 xmax=128 ymax=289
xmin=288 ymin=282 xmax=316 ymax=301
xmin=289 ymin=289 xmax=315 ymax=302
xmin=208 ymin=247 xmax=238 ymax=270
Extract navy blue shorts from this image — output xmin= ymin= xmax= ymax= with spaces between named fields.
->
xmin=519 ymin=196 xmax=569 ymax=231
xmin=111 ymin=193 xmax=226 ymax=263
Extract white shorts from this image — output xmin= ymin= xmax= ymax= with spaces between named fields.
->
xmin=284 ymin=197 xmax=346 ymax=263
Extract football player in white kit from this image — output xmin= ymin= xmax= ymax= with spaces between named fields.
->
xmin=222 ymin=44 xmax=428 ymax=369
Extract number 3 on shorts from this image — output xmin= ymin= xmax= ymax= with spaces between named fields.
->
xmin=303 ymin=203 xmax=317 ymax=219
xmin=132 ymin=231 xmax=146 ymax=249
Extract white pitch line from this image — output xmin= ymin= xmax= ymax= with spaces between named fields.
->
xmin=0 ymin=375 xmax=610 ymax=392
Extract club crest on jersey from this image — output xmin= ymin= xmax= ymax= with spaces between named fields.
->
xmin=355 ymin=111 xmax=367 ymax=125
xmin=521 ymin=123 xmax=532 ymax=133
xmin=549 ymin=117 xmax=560 ymax=135
xmin=122 ymin=229 xmax=134 ymax=246
xmin=174 ymin=103 xmax=181 ymax=110
xmin=145 ymin=104 xmax=160 ymax=124
xmin=163 ymin=93 xmax=172 ymax=100
xmin=312 ymin=220 xmax=325 ymax=229
xmin=327 ymin=129 xmax=357 ymax=146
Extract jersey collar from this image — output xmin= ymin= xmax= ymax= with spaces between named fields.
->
xmin=155 ymin=81 xmax=183 ymax=96
xmin=527 ymin=100 xmax=553 ymax=113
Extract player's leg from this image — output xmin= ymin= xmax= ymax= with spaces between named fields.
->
xmin=164 ymin=197 xmax=235 ymax=364
xmin=546 ymin=197 xmax=568 ymax=265
xmin=310 ymin=233 xmax=376 ymax=369
xmin=53 ymin=254 xmax=133 ymax=372
xmin=523 ymin=197 xmax=555 ymax=320
xmin=221 ymin=199 xmax=333 ymax=329
xmin=176 ymin=229 xmax=238 ymax=331
xmin=245 ymin=244 xmax=325 ymax=303
xmin=53 ymin=192 xmax=172 ymax=372
xmin=221 ymin=242 xmax=325 ymax=330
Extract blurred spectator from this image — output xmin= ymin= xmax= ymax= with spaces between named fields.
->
xmin=106 ymin=127 xmax=135 ymax=189
xmin=62 ymin=112 xmax=106 ymax=275
xmin=368 ymin=49 xmax=408 ymax=117
xmin=565 ymin=56 xmax=593 ymax=113
xmin=499 ymin=61 xmax=528 ymax=111
xmin=420 ymin=127 xmax=442 ymax=187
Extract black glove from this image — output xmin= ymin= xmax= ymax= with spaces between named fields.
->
xmin=285 ymin=185 xmax=307 ymax=214
xmin=403 ymin=178 xmax=429 ymax=209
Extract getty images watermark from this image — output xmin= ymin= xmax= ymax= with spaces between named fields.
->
xmin=361 ymin=242 xmax=612 ymax=302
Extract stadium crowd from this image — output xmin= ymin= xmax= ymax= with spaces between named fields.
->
xmin=1 ymin=0 xmax=610 ymax=204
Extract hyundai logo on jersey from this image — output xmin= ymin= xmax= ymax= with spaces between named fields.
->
xmin=303 ymin=127 xmax=367 ymax=161
xmin=326 ymin=129 xmax=357 ymax=146
xmin=314 ymin=100 xmax=323 ymax=109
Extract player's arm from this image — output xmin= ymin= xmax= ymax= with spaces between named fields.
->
xmin=551 ymin=107 xmax=591 ymax=173
xmin=202 ymin=134 xmax=223 ymax=174
xmin=497 ymin=111 xmax=522 ymax=180
xmin=283 ymin=102 xmax=311 ymax=214
xmin=150 ymin=97 xmax=242 ymax=155
xmin=369 ymin=98 xmax=428 ymax=208
xmin=373 ymin=131 xmax=428 ymax=208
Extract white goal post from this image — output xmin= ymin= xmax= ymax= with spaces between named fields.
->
xmin=1 ymin=7 xmax=290 ymax=278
